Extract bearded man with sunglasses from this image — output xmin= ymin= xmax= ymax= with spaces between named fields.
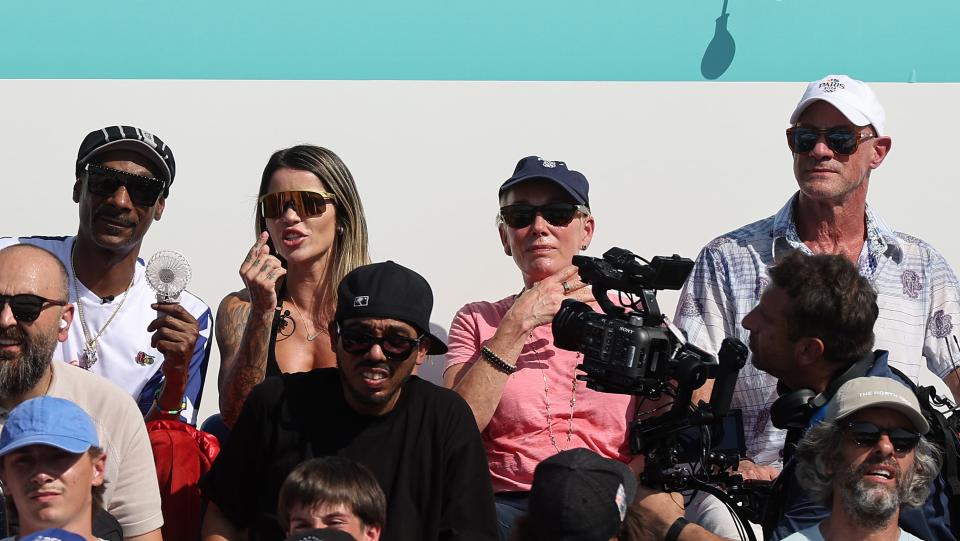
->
xmin=674 ymin=75 xmax=960 ymax=482
xmin=201 ymin=261 xmax=497 ymax=541
xmin=782 ymin=376 xmax=940 ymax=541
xmin=0 ymin=126 xmax=213 ymax=425
xmin=0 ymin=244 xmax=164 ymax=540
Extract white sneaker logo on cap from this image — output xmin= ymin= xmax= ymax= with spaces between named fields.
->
xmin=818 ymin=78 xmax=845 ymax=93
xmin=541 ymin=160 xmax=557 ymax=168
xmin=354 ymin=296 xmax=369 ymax=307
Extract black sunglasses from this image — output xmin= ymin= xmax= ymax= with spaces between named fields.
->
xmin=85 ymin=164 xmax=165 ymax=207
xmin=338 ymin=326 xmax=423 ymax=361
xmin=0 ymin=294 xmax=67 ymax=323
xmin=499 ymin=202 xmax=590 ymax=229
xmin=843 ymin=421 xmax=921 ymax=453
xmin=786 ymin=126 xmax=875 ymax=156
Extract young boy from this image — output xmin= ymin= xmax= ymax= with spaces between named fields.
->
xmin=277 ymin=457 xmax=386 ymax=541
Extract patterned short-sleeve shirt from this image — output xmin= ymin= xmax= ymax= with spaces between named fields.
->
xmin=673 ymin=193 xmax=960 ymax=466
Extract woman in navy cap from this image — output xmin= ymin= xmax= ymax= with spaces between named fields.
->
xmin=443 ymin=156 xmax=636 ymax=540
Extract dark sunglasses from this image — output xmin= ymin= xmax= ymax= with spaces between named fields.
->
xmin=259 ymin=190 xmax=336 ymax=219
xmin=0 ymin=294 xmax=67 ymax=323
xmin=499 ymin=202 xmax=590 ymax=229
xmin=786 ymin=126 xmax=875 ymax=156
xmin=843 ymin=421 xmax=921 ymax=453
xmin=338 ymin=326 xmax=423 ymax=361
xmin=85 ymin=164 xmax=165 ymax=207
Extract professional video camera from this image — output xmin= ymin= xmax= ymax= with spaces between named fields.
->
xmin=553 ymin=248 xmax=767 ymax=534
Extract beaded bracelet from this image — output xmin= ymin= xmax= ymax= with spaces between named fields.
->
xmin=480 ymin=346 xmax=518 ymax=375
xmin=153 ymin=389 xmax=187 ymax=416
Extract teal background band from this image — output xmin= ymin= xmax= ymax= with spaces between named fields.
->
xmin=2 ymin=0 xmax=958 ymax=81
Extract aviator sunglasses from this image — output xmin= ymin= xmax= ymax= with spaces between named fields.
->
xmin=338 ymin=325 xmax=424 ymax=361
xmin=499 ymin=202 xmax=590 ymax=229
xmin=259 ymin=190 xmax=336 ymax=219
xmin=0 ymin=294 xmax=67 ymax=323
xmin=786 ymin=126 xmax=876 ymax=156
xmin=843 ymin=420 xmax=921 ymax=453
xmin=85 ymin=164 xmax=165 ymax=207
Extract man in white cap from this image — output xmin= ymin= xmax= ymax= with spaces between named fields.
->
xmin=783 ymin=376 xmax=940 ymax=541
xmin=674 ymin=75 xmax=960 ymax=481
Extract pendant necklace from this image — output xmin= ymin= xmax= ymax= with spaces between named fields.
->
xmin=71 ymin=244 xmax=133 ymax=369
xmin=289 ymin=297 xmax=326 ymax=341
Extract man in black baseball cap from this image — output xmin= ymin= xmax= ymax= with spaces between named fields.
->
xmin=202 ymin=261 xmax=497 ymax=541
xmin=0 ymin=125 xmax=213 ymax=431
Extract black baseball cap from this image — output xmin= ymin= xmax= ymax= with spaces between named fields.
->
xmin=76 ymin=126 xmax=176 ymax=194
xmin=335 ymin=261 xmax=447 ymax=355
xmin=498 ymin=156 xmax=590 ymax=206
xmin=285 ymin=528 xmax=357 ymax=541
xmin=528 ymin=448 xmax=637 ymax=541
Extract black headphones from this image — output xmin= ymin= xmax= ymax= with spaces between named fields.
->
xmin=770 ymin=352 xmax=877 ymax=430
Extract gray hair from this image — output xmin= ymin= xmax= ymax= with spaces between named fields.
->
xmin=794 ymin=420 xmax=941 ymax=510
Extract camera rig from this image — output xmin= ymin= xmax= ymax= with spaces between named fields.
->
xmin=553 ymin=248 xmax=767 ymax=536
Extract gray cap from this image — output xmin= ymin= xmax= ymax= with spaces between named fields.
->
xmin=825 ymin=376 xmax=928 ymax=434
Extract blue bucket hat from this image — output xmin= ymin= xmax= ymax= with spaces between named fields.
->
xmin=0 ymin=397 xmax=99 ymax=457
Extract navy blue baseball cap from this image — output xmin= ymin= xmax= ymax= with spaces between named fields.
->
xmin=21 ymin=529 xmax=86 ymax=541
xmin=498 ymin=156 xmax=590 ymax=207
xmin=0 ymin=397 xmax=99 ymax=457
xmin=285 ymin=528 xmax=357 ymax=541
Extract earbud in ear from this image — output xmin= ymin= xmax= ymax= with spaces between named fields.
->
xmin=59 ymin=318 xmax=68 ymax=330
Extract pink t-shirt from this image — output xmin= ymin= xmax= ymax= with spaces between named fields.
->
xmin=445 ymin=295 xmax=635 ymax=493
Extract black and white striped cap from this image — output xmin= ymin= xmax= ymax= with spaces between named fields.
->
xmin=75 ymin=126 xmax=176 ymax=194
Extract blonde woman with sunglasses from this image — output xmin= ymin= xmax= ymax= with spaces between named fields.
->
xmin=216 ymin=146 xmax=370 ymax=428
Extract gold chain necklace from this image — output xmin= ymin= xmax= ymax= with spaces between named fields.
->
xmin=529 ymin=331 xmax=579 ymax=454
xmin=288 ymin=297 xmax=325 ymax=341
xmin=71 ymin=244 xmax=134 ymax=369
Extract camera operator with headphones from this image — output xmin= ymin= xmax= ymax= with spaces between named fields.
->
xmin=630 ymin=250 xmax=955 ymax=541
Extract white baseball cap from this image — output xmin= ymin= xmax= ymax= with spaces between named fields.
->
xmin=789 ymin=74 xmax=887 ymax=135
xmin=825 ymin=377 xmax=928 ymax=434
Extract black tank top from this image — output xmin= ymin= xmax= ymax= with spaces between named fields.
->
xmin=265 ymin=282 xmax=288 ymax=378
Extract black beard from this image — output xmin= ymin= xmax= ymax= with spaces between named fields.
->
xmin=0 ymin=326 xmax=54 ymax=397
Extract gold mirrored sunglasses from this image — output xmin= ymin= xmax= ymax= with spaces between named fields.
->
xmin=259 ymin=190 xmax=336 ymax=219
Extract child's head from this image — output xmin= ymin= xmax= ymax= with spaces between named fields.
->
xmin=277 ymin=457 xmax=386 ymax=541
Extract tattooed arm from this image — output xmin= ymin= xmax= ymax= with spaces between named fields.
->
xmin=217 ymin=233 xmax=287 ymax=428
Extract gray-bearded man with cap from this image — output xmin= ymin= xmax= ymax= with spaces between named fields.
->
xmin=783 ymin=377 xmax=940 ymax=541
xmin=0 ymin=126 xmax=213 ymax=424
xmin=201 ymin=261 xmax=497 ymax=541
xmin=674 ymin=75 xmax=960 ymax=481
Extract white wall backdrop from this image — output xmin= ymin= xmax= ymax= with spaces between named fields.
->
xmin=1 ymin=80 xmax=956 ymax=423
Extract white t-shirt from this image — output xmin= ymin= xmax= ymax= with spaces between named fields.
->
xmin=0 ymin=235 xmax=213 ymax=424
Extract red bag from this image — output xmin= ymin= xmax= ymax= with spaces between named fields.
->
xmin=147 ymin=420 xmax=221 ymax=541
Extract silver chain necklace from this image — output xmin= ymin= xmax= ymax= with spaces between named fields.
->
xmin=71 ymin=244 xmax=134 ymax=369
xmin=288 ymin=297 xmax=325 ymax=341
xmin=530 ymin=332 xmax=579 ymax=454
